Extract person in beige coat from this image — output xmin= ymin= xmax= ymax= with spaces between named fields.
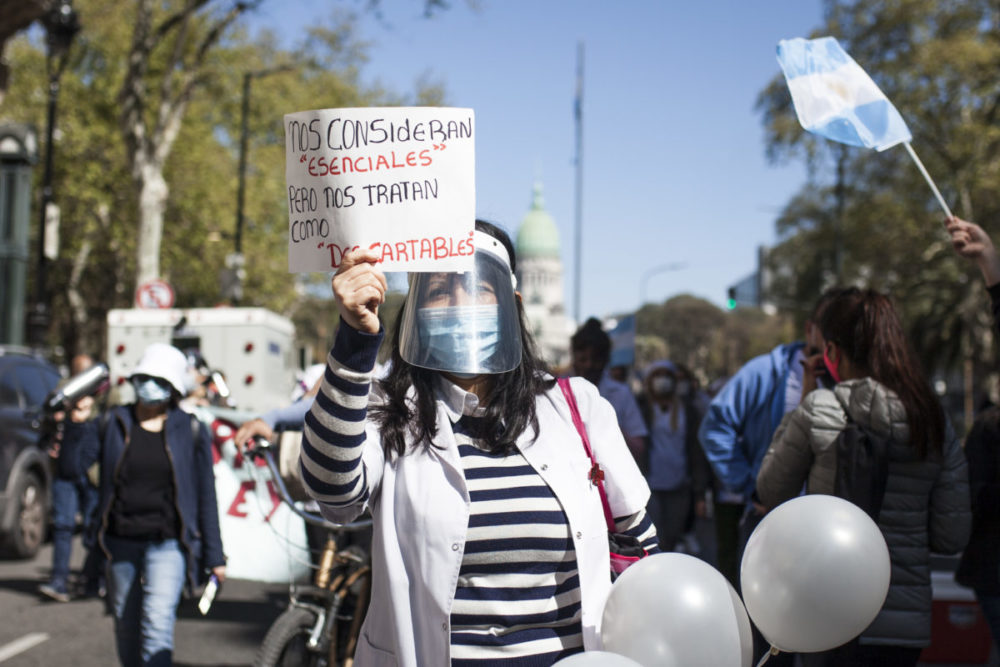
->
xmin=757 ymin=287 xmax=970 ymax=667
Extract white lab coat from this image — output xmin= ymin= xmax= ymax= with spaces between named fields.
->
xmin=319 ymin=375 xmax=651 ymax=666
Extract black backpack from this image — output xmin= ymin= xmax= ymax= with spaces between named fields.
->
xmin=833 ymin=414 xmax=890 ymax=521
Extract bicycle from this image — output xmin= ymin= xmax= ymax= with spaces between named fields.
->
xmin=244 ymin=436 xmax=373 ymax=667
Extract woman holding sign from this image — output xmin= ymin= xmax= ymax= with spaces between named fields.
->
xmin=299 ymin=220 xmax=658 ymax=666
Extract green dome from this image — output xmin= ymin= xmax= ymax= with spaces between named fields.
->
xmin=516 ymin=183 xmax=560 ymax=259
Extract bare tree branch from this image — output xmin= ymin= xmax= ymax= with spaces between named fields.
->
xmin=119 ymin=0 xmax=154 ymax=175
xmin=194 ymin=0 xmax=256 ymax=64
xmin=156 ymin=0 xmax=196 ymax=132
xmin=152 ymin=0 xmax=212 ymax=43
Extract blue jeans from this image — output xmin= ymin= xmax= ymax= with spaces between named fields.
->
xmin=50 ymin=475 xmax=99 ymax=587
xmin=106 ymin=536 xmax=186 ymax=667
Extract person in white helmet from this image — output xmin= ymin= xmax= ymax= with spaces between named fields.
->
xmin=60 ymin=342 xmax=226 ymax=666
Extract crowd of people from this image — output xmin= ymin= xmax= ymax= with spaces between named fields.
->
xmin=294 ymin=213 xmax=998 ymax=666
xmin=34 ymin=215 xmax=1000 ymax=666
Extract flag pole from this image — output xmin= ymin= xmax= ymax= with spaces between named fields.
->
xmin=573 ymin=42 xmax=584 ymax=324
xmin=902 ymin=142 xmax=953 ymax=219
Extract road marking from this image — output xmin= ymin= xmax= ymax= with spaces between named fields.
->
xmin=0 ymin=633 xmax=49 ymax=663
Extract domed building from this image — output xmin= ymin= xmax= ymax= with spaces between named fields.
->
xmin=516 ymin=183 xmax=571 ymax=369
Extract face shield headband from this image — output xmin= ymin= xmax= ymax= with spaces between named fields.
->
xmin=397 ymin=230 xmax=523 ymax=375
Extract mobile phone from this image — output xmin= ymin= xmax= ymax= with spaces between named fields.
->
xmin=198 ymin=574 xmax=220 ymax=615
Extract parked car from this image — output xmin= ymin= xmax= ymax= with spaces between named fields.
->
xmin=0 ymin=346 xmax=61 ymax=558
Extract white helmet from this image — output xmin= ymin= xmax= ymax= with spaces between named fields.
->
xmin=129 ymin=343 xmax=189 ymax=396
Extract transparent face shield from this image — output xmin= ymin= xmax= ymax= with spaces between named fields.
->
xmin=398 ymin=231 xmax=523 ymax=375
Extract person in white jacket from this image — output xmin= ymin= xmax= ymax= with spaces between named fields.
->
xmin=300 ymin=220 xmax=658 ymax=666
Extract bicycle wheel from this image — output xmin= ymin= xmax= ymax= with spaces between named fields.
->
xmin=255 ymin=606 xmax=328 ymax=667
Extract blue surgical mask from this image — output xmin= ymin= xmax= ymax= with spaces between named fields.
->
xmin=651 ymin=375 xmax=675 ymax=396
xmin=133 ymin=377 xmax=172 ymax=406
xmin=417 ymin=304 xmax=500 ymax=372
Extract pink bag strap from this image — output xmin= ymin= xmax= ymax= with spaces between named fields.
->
xmin=557 ymin=377 xmax=616 ymax=532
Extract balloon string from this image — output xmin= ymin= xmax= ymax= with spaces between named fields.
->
xmin=755 ymin=645 xmax=780 ymax=667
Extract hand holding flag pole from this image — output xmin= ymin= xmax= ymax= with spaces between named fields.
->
xmin=776 ymin=36 xmax=953 ymax=219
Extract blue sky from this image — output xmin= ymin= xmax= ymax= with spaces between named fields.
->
xmin=250 ymin=0 xmax=825 ymax=320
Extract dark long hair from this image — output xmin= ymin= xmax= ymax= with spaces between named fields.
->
xmin=818 ymin=288 xmax=944 ymax=458
xmin=371 ymin=220 xmax=555 ymax=458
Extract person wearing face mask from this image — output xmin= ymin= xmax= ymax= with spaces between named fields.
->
xmin=59 ymin=342 xmax=226 ymax=667
xmin=640 ymin=361 xmax=710 ymax=553
xmin=698 ymin=287 xmax=846 ymax=667
xmin=669 ymin=361 xmax=712 ymax=556
xmin=300 ymin=220 xmax=658 ymax=666
xmin=570 ymin=318 xmax=649 ymax=468
xmin=757 ymin=288 xmax=970 ymax=666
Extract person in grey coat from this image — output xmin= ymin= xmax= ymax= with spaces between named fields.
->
xmin=757 ymin=287 xmax=971 ymax=667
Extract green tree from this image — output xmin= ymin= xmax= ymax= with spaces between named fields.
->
xmin=756 ymin=0 xmax=1000 ymax=425
xmin=0 ymin=0 xmax=47 ymax=106
xmin=2 ymin=1 xmax=444 ymax=361
xmin=634 ymin=295 xmax=793 ymax=385
xmin=636 ymin=294 xmax=726 ymax=383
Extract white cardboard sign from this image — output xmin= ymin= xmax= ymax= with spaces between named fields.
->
xmin=284 ymin=106 xmax=476 ymax=273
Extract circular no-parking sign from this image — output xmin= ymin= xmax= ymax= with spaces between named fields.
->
xmin=135 ymin=279 xmax=175 ymax=309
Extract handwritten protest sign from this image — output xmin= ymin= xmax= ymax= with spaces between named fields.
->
xmin=284 ymin=106 xmax=476 ymax=273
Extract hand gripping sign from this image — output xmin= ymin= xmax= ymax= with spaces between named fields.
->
xmin=285 ymin=107 xmax=476 ymax=273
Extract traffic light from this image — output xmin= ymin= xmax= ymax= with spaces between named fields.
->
xmin=726 ymin=287 xmax=737 ymax=310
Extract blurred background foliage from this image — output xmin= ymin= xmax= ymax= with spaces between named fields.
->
xmin=2 ymin=0 xmax=999 ymax=429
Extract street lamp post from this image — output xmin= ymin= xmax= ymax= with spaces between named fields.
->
xmin=639 ymin=261 xmax=688 ymax=308
xmin=228 ymin=65 xmax=293 ymax=305
xmin=27 ymin=0 xmax=79 ymax=347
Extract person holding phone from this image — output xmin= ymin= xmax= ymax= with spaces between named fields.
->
xmin=697 ymin=286 xmax=846 ymax=666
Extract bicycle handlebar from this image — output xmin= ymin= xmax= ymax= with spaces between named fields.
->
xmin=245 ymin=436 xmax=373 ymax=533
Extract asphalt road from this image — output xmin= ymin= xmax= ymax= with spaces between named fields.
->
xmin=1 ymin=530 xmax=996 ymax=666
xmin=0 ymin=536 xmax=289 ymax=666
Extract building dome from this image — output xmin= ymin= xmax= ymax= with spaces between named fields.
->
xmin=516 ymin=183 xmax=560 ymax=259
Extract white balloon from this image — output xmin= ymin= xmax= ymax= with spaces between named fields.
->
xmin=740 ymin=494 xmax=891 ymax=653
xmin=602 ymin=553 xmax=754 ymax=667
xmin=554 ymin=650 xmax=643 ymax=666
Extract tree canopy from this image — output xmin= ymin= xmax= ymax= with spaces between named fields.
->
xmin=757 ymin=0 xmax=1000 ymax=423
xmin=2 ymin=0 xmax=443 ymax=362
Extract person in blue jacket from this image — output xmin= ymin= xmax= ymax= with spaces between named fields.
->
xmin=61 ymin=343 xmax=225 ymax=667
xmin=697 ymin=287 xmax=844 ymax=666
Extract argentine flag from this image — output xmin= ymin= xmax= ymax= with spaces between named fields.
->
xmin=777 ymin=37 xmax=911 ymax=151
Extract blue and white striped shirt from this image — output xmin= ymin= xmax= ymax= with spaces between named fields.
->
xmin=302 ymin=325 xmax=659 ymax=665
xmin=451 ymin=414 xmax=584 ymax=665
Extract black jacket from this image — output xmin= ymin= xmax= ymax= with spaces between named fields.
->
xmin=61 ymin=405 xmax=225 ymax=590
xmin=955 ymin=283 xmax=1000 ymax=594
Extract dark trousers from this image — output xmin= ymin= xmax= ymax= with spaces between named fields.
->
xmin=977 ymin=590 xmax=1000 ymax=656
xmin=739 ymin=505 xmax=797 ymax=667
xmin=713 ymin=499 xmax=743 ymax=588
xmin=50 ymin=475 xmax=99 ymax=587
xmin=798 ymin=641 xmax=921 ymax=667
xmin=646 ymin=487 xmax=691 ymax=552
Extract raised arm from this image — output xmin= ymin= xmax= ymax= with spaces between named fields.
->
xmin=945 ymin=216 xmax=1000 ymax=287
xmin=300 ymin=248 xmax=387 ymax=522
